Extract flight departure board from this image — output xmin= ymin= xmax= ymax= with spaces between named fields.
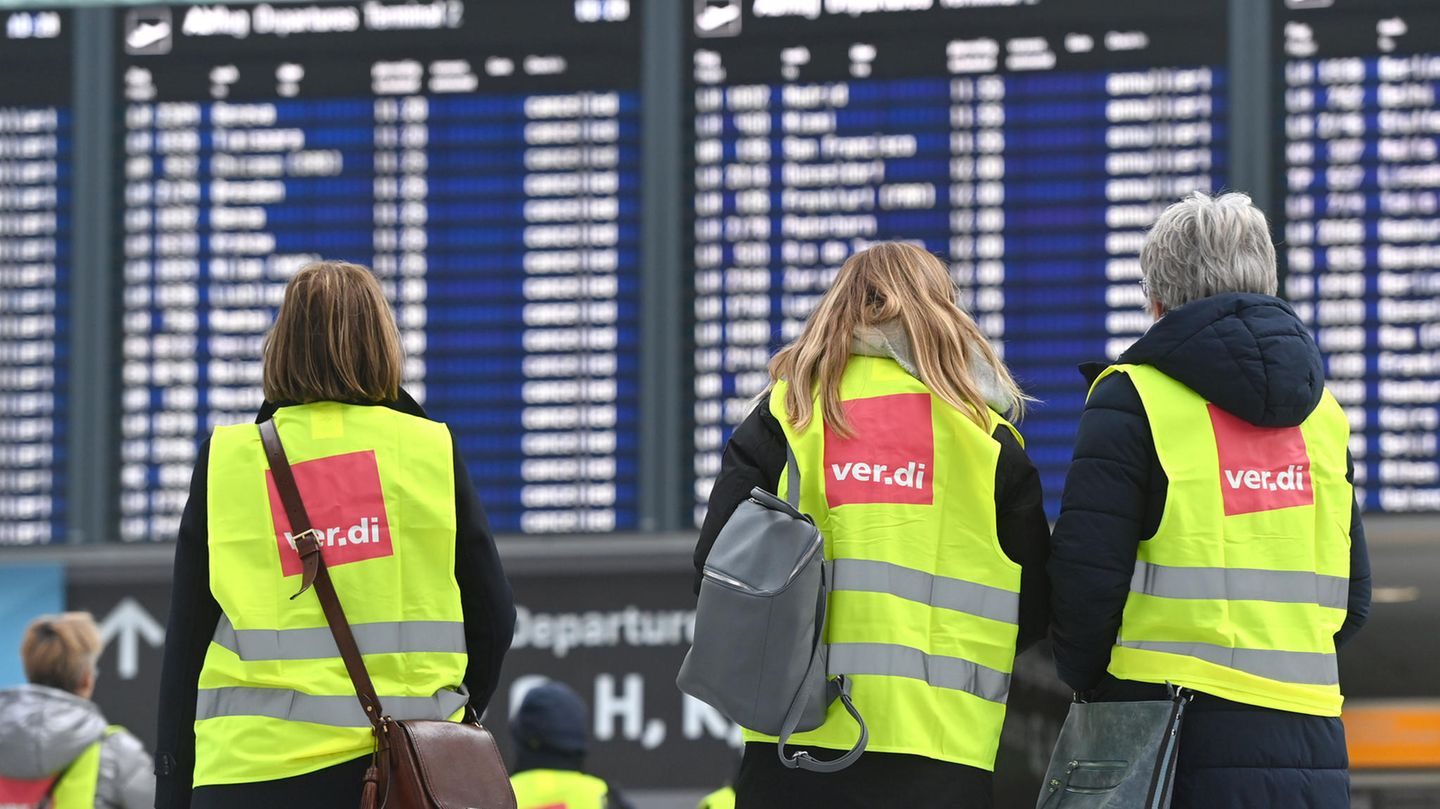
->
xmin=1279 ymin=0 xmax=1440 ymax=512
xmin=688 ymin=1 xmax=1229 ymax=521
xmin=0 ymin=9 xmax=70 ymax=545
xmin=117 ymin=0 xmax=640 ymax=540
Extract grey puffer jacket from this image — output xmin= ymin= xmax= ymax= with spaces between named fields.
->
xmin=0 ymin=685 xmax=155 ymax=809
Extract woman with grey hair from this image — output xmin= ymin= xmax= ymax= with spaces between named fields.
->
xmin=1049 ymin=191 xmax=1371 ymax=808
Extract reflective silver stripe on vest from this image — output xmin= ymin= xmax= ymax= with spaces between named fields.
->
xmin=195 ymin=684 xmax=470 ymax=726
xmin=830 ymin=559 xmax=1019 ymax=625
xmin=1130 ymin=561 xmax=1349 ymax=611
xmin=1116 ymin=640 xmax=1340 ymax=686
xmin=828 ymin=642 xmax=1011 ymax=704
xmin=211 ymin=615 xmax=466 ymax=661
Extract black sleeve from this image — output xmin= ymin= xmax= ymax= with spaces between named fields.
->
xmin=154 ymin=440 xmax=221 ymax=809
xmin=992 ymin=425 xmax=1051 ymax=653
xmin=1335 ymin=452 xmax=1371 ymax=648
xmin=693 ymin=405 xmax=788 ymax=593
xmin=1048 ymin=374 xmax=1153 ymax=693
xmin=452 ymin=434 xmax=516 ymax=712
xmin=604 ymin=783 xmax=637 ymax=809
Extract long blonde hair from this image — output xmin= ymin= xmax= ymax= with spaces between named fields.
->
xmin=768 ymin=242 xmax=1027 ymax=437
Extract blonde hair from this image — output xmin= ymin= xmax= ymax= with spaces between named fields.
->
xmin=21 ymin=612 xmax=101 ymax=694
xmin=768 ymin=242 xmax=1027 ymax=437
xmin=263 ymin=261 xmax=404 ymax=404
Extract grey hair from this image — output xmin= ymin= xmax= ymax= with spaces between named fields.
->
xmin=1140 ymin=191 xmax=1277 ymax=312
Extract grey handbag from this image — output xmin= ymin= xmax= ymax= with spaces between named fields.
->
xmin=677 ymin=450 xmax=867 ymax=773
xmin=1035 ymin=687 xmax=1190 ymax=809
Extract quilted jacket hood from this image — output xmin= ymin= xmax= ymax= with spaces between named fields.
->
xmin=1116 ymin=292 xmax=1325 ymax=428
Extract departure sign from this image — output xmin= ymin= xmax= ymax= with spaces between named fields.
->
xmin=0 ymin=9 xmax=70 ymax=545
xmin=688 ymin=1 xmax=1229 ymax=520
xmin=1279 ymin=0 xmax=1440 ymax=512
xmin=117 ymin=0 xmax=639 ymax=539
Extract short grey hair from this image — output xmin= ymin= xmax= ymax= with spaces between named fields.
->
xmin=1140 ymin=191 xmax=1277 ymax=312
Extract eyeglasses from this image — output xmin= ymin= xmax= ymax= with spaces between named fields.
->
xmin=1138 ymin=276 xmax=1151 ymax=298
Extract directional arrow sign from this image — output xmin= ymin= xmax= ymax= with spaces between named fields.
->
xmin=98 ymin=597 xmax=165 ymax=680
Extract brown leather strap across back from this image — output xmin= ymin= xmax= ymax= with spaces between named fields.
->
xmin=258 ymin=419 xmax=388 ymax=733
xmin=258 ymin=420 xmax=322 ymax=598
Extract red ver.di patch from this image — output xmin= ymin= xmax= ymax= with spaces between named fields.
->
xmin=1208 ymin=404 xmax=1315 ymax=516
xmin=824 ymin=393 xmax=935 ymax=507
xmin=265 ymin=449 xmax=394 ymax=576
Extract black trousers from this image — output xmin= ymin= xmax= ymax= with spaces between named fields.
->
xmin=735 ymin=743 xmax=993 ymax=809
xmin=190 ymin=755 xmax=370 ymax=809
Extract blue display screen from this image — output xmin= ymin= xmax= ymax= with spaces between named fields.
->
xmin=688 ymin=1 xmax=1231 ymax=520
xmin=0 ymin=9 xmax=70 ymax=545
xmin=117 ymin=0 xmax=642 ymax=538
xmin=1279 ymin=0 xmax=1440 ymax=513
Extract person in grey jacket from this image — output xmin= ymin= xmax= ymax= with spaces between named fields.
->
xmin=0 ymin=612 xmax=154 ymax=809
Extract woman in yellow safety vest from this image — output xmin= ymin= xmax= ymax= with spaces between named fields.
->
xmin=694 ymin=242 xmax=1052 ymax=809
xmin=1049 ymin=192 xmax=1371 ymax=809
xmin=153 ymin=261 xmax=516 ymax=809
xmin=0 ymin=612 xmax=154 ymax=809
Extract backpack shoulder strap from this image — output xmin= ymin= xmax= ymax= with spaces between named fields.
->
xmin=775 ymin=563 xmax=867 ymax=773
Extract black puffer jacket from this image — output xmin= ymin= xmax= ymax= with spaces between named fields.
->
xmin=1049 ymin=293 xmax=1371 ymax=809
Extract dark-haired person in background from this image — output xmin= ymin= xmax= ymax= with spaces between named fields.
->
xmin=509 ymin=681 xmax=635 ymax=809
xmin=154 ymin=260 xmax=515 ymax=809
xmin=0 ymin=612 xmax=154 ymax=809
xmin=1050 ymin=192 xmax=1371 ymax=809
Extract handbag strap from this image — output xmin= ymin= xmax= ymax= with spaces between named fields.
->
xmin=258 ymin=419 xmax=387 ymax=732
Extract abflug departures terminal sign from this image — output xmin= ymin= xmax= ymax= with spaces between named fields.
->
xmin=686 ymin=0 xmax=1230 ymax=521
xmin=0 ymin=9 xmax=71 ymax=546
xmin=1279 ymin=0 xmax=1440 ymax=513
xmin=116 ymin=0 xmax=641 ymax=540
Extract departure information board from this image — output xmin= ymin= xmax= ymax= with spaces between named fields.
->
xmin=1279 ymin=0 xmax=1440 ymax=512
xmin=117 ymin=0 xmax=640 ymax=540
xmin=688 ymin=1 xmax=1229 ymax=521
xmin=1 ymin=9 xmax=70 ymax=545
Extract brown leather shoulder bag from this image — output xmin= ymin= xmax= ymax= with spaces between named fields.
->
xmin=259 ymin=419 xmax=516 ymax=809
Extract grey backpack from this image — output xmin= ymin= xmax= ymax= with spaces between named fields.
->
xmin=678 ymin=451 xmax=868 ymax=772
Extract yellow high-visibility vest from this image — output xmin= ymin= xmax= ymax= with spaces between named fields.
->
xmin=47 ymin=726 xmax=119 ymax=809
xmin=196 ymin=402 xmax=466 ymax=785
xmin=747 ymin=355 xmax=1023 ymax=771
xmin=510 ymin=769 xmax=609 ymax=809
xmin=697 ymin=785 xmax=735 ymax=809
xmin=1096 ymin=364 xmax=1352 ymax=716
